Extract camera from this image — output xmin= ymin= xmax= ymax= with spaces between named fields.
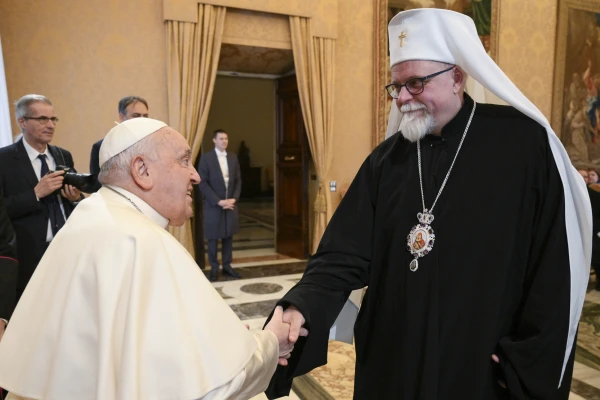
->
xmin=55 ymin=165 xmax=95 ymax=193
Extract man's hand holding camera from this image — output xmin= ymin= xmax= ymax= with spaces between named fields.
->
xmin=34 ymin=170 xmax=65 ymax=199
xmin=61 ymin=185 xmax=82 ymax=202
xmin=34 ymin=170 xmax=82 ymax=202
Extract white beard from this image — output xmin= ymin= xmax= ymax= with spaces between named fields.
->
xmin=398 ymin=103 xmax=436 ymax=142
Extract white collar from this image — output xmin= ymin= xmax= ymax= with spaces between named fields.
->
xmin=22 ymin=137 xmax=49 ymax=162
xmin=215 ymin=148 xmax=227 ymax=157
xmin=103 ymin=185 xmax=170 ymax=229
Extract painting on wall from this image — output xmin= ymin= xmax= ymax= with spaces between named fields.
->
xmin=553 ymin=0 xmax=600 ymax=170
xmin=372 ymin=0 xmax=499 ymax=147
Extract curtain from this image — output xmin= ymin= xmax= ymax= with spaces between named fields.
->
xmin=0 ymin=35 xmax=12 ymax=147
xmin=165 ymin=4 xmax=226 ymax=257
xmin=289 ymin=16 xmax=336 ymax=253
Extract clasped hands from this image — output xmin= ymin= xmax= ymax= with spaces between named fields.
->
xmin=264 ymin=305 xmax=308 ymax=366
xmin=218 ymin=198 xmax=236 ymax=210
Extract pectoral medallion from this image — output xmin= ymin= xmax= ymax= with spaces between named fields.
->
xmin=407 ymin=102 xmax=476 ymax=272
xmin=406 ymin=211 xmax=435 ymax=272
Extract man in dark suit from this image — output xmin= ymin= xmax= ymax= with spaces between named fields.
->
xmin=0 ymin=186 xmax=18 ymax=343
xmin=0 ymin=94 xmax=81 ymax=299
xmin=89 ymin=96 xmax=149 ymax=192
xmin=198 ymin=129 xmax=242 ymax=282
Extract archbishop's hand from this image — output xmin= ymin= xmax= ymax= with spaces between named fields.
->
xmin=283 ymin=305 xmax=307 ymax=344
xmin=264 ymin=306 xmax=309 ymax=366
xmin=34 ymin=170 xmax=64 ymax=199
xmin=491 ymin=354 xmax=507 ymax=389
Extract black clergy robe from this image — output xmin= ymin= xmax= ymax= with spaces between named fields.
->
xmin=266 ymin=94 xmax=576 ymax=399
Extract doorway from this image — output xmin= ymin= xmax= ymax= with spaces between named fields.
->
xmin=197 ymin=43 xmax=313 ymax=268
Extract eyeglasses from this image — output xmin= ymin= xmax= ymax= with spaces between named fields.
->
xmin=385 ymin=66 xmax=455 ymax=98
xmin=24 ymin=116 xmax=59 ymax=125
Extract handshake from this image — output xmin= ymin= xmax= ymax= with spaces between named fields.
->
xmin=263 ymin=305 xmax=309 ymax=366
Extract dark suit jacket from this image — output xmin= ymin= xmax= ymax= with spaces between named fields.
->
xmin=0 ymin=139 xmax=78 ymax=291
xmin=88 ymin=139 xmax=103 ymax=192
xmin=0 ymin=186 xmax=17 ymax=320
xmin=198 ymin=150 xmax=241 ymax=240
xmin=588 ymin=186 xmax=600 ymax=265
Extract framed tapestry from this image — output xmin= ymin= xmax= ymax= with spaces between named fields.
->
xmin=552 ymin=0 xmax=600 ymax=170
xmin=372 ymin=0 xmax=500 ymax=148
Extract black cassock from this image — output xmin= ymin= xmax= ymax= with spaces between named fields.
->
xmin=266 ymin=95 xmax=577 ymax=399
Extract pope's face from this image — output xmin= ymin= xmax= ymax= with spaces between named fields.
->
xmin=391 ymin=60 xmax=459 ymax=140
xmin=148 ymin=128 xmax=200 ymax=226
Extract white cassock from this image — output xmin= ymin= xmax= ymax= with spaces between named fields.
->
xmin=0 ymin=186 xmax=278 ymax=400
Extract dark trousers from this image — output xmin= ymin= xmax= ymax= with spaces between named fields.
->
xmin=208 ymin=237 xmax=233 ymax=270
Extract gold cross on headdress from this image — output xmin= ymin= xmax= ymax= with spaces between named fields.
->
xmin=399 ymin=31 xmax=407 ymax=47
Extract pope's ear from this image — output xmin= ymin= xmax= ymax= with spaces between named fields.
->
xmin=130 ymin=155 xmax=153 ymax=190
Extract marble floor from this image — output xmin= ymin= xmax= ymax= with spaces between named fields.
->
xmin=202 ymin=199 xmax=283 ymax=269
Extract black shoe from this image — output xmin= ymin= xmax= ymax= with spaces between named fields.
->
xmin=222 ymin=265 xmax=241 ymax=279
xmin=209 ymin=268 xmax=219 ymax=282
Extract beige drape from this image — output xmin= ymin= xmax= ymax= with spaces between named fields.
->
xmin=165 ymin=5 xmax=226 ymax=256
xmin=289 ymin=16 xmax=335 ymax=254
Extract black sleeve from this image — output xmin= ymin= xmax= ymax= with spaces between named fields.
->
xmin=88 ymin=142 xmax=102 ymax=193
xmin=497 ymin=135 xmax=576 ymax=399
xmin=0 ymin=188 xmax=18 ymax=320
xmin=265 ymin=156 xmax=376 ymax=399
xmin=90 ymin=142 xmax=101 ymax=176
xmin=1 ymin=173 xmax=41 ymax=220
xmin=197 ymin=155 xmax=221 ymax=206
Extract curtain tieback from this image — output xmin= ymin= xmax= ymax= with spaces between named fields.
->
xmin=314 ymin=183 xmax=327 ymax=213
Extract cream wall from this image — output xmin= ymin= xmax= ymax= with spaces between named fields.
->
xmin=203 ymin=75 xmax=275 ymax=192
xmin=328 ymin=0 xmax=374 ymax=209
xmin=0 ymin=0 xmax=168 ymax=173
xmin=498 ymin=0 xmax=558 ymax=119
xmin=223 ymin=9 xmax=291 ymax=49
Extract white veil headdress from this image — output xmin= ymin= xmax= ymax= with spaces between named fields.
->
xmin=386 ymin=8 xmax=591 ymax=386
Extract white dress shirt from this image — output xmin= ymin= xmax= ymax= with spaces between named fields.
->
xmin=22 ymin=138 xmax=67 ymax=242
xmin=215 ymin=148 xmax=229 ymax=189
